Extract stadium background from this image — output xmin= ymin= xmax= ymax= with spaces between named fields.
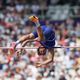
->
xmin=0 ymin=0 xmax=80 ymax=80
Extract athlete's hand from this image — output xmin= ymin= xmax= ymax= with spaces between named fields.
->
xmin=29 ymin=16 xmax=39 ymax=23
xmin=35 ymin=62 xmax=42 ymax=67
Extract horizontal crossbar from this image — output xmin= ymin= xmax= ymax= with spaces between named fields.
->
xmin=0 ymin=46 xmax=80 ymax=49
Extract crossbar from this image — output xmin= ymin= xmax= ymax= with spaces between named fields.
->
xmin=0 ymin=46 xmax=80 ymax=49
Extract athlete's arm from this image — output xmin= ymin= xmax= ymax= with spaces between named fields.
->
xmin=42 ymin=48 xmax=54 ymax=65
xmin=36 ymin=48 xmax=54 ymax=67
xmin=29 ymin=16 xmax=45 ymax=41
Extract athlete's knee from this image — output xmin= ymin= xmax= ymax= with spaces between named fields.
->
xmin=28 ymin=33 xmax=35 ymax=39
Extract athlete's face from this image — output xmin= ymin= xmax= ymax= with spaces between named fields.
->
xmin=38 ymin=46 xmax=46 ymax=55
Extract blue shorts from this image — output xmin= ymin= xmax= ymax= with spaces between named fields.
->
xmin=32 ymin=25 xmax=55 ymax=49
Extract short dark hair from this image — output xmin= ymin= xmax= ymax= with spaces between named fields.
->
xmin=37 ymin=46 xmax=46 ymax=55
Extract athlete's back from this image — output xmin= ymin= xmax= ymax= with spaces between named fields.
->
xmin=33 ymin=25 xmax=55 ymax=48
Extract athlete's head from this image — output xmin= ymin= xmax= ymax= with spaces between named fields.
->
xmin=37 ymin=45 xmax=46 ymax=56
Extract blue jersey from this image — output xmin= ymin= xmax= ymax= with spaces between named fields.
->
xmin=32 ymin=25 xmax=55 ymax=48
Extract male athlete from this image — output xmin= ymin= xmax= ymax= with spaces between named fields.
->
xmin=14 ymin=16 xmax=55 ymax=67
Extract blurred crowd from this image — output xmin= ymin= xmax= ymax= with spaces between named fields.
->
xmin=0 ymin=0 xmax=80 ymax=20
xmin=0 ymin=0 xmax=80 ymax=80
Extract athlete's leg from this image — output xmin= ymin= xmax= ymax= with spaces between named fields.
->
xmin=29 ymin=16 xmax=45 ymax=41
xmin=36 ymin=26 xmax=45 ymax=41
xmin=15 ymin=33 xmax=35 ymax=49
xmin=18 ymin=33 xmax=35 ymax=43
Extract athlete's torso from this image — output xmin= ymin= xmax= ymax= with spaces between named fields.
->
xmin=40 ymin=25 xmax=55 ymax=49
